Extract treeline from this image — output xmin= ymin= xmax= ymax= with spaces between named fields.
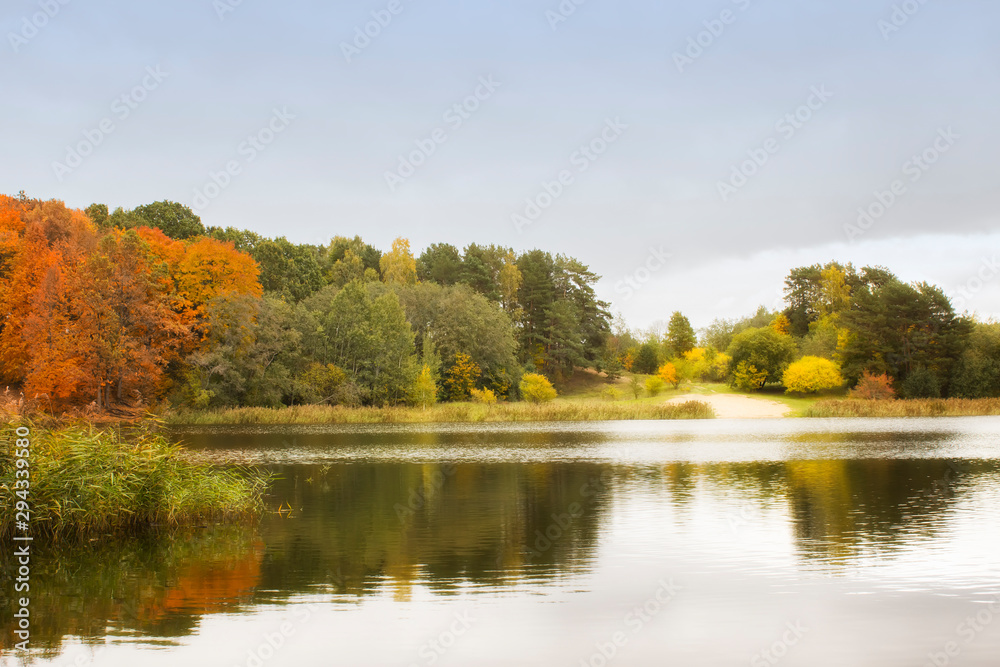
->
xmin=608 ymin=262 xmax=997 ymax=399
xmin=0 ymin=195 xmax=610 ymax=411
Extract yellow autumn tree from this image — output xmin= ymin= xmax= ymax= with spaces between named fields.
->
xmin=380 ymin=237 xmax=417 ymax=285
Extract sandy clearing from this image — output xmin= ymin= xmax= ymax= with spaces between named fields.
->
xmin=666 ymin=393 xmax=792 ymax=419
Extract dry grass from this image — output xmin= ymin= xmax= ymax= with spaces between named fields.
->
xmin=165 ymin=399 xmax=716 ymax=425
xmin=804 ymin=398 xmax=1000 ymax=418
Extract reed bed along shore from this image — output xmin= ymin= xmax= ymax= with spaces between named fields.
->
xmin=804 ymin=398 xmax=1000 ymax=418
xmin=0 ymin=422 xmax=269 ymax=539
xmin=165 ymin=399 xmax=716 ymax=426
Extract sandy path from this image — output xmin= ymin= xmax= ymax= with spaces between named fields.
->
xmin=666 ymin=393 xmax=791 ymax=419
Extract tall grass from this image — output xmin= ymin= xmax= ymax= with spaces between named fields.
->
xmin=0 ymin=422 xmax=269 ymax=538
xmin=804 ymin=398 xmax=1000 ymax=418
xmin=166 ymin=399 xmax=715 ymax=425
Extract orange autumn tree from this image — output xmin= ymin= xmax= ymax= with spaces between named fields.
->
xmin=0 ymin=198 xmax=93 ymax=385
xmin=175 ymin=237 xmax=263 ymax=327
xmin=72 ymin=230 xmax=189 ymax=408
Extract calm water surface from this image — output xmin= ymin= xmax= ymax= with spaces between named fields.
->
xmin=4 ymin=418 xmax=1000 ymax=666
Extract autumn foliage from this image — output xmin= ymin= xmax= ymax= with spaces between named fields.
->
xmin=0 ymin=196 xmax=262 ymax=411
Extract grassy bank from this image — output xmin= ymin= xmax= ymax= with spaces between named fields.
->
xmin=804 ymin=398 xmax=1000 ymax=418
xmin=165 ymin=399 xmax=716 ymax=425
xmin=0 ymin=423 xmax=269 ymax=538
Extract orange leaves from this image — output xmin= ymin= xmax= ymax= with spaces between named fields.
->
xmin=176 ymin=237 xmax=262 ymax=321
xmin=0 ymin=194 xmax=264 ymax=410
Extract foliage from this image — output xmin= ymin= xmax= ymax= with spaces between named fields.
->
xmin=729 ymin=361 xmax=768 ymax=392
xmin=443 ymin=352 xmax=482 ymax=401
xmin=300 ymin=362 xmax=347 ymax=404
xmin=702 ymin=306 xmax=776 ymax=351
xmin=645 ymin=376 xmax=665 ymax=396
xmin=411 ymin=364 xmax=438 ymax=409
xmin=628 ymin=376 xmax=642 ymax=399
xmin=519 ymin=373 xmax=557 ymax=403
xmin=180 ymin=294 xmax=301 ymax=409
xmin=848 ymin=371 xmax=896 ymax=400
xmin=470 ymin=388 xmax=498 ymax=405
xmin=394 ymin=282 xmax=518 ymax=397
xmin=949 ymin=322 xmax=1000 ymax=398
xmin=837 ymin=270 xmax=969 ymax=393
xmin=515 ymin=250 xmax=610 ymax=377
xmin=296 ymin=281 xmax=417 ymax=406
xmin=902 ymin=366 xmax=941 ymax=399
xmin=782 ymin=356 xmax=844 ymax=394
xmin=601 ymin=386 xmax=623 ymax=401
xmin=657 ymin=362 xmax=679 ymax=389
xmin=632 ymin=342 xmax=660 ymax=375
xmin=380 ymin=237 xmax=417 ymax=285
xmin=726 ymin=327 xmax=797 ymax=388
xmin=666 ymin=311 xmax=696 ymax=358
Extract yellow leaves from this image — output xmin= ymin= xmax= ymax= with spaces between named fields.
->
xmin=380 ymin=237 xmax=417 ymax=285
xmin=782 ymin=356 xmax=844 ymax=394
xmin=519 ymin=373 xmax=557 ymax=403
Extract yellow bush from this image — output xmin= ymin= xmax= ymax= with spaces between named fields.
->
xmin=783 ymin=356 xmax=844 ymax=394
xmin=645 ymin=376 xmax=666 ymax=396
xmin=519 ymin=373 xmax=557 ymax=403
xmin=470 ymin=388 xmax=498 ymax=405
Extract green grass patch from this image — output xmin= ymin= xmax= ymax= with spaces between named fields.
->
xmin=0 ymin=422 xmax=269 ymax=539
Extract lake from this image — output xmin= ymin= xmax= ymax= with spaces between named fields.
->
xmin=5 ymin=418 xmax=1000 ymax=666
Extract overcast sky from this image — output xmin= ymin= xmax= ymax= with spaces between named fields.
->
xmin=2 ymin=0 xmax=998 ymax=330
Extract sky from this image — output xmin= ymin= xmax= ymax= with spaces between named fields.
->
xmin=2 ymin=0 xmax=998 ymax=331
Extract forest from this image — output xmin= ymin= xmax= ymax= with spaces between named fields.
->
xmin=1 ymin=192 xmax=997 ymax=414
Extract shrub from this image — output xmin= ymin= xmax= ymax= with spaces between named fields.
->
xmin=645 ymin=376 xmax=666 ymax=396
xmin=849 ymin=371 xmax=896 ymax=400
xmin=903 ymin=366 xmax=941 ymax=399
xmin=601 ymin=386 xmax=623 ymax=401
xmin=519 ymin=373 xmax=557 ymax=403
xmin=730 ymin=361 xmax=767 ymax=392
xmin=782 ymin=356 xmax=844 ymax=394
xmin=727 ymin=327 xmax=797 ymax=386
xmin=470 ymin=388 xmax=497 ymax=405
